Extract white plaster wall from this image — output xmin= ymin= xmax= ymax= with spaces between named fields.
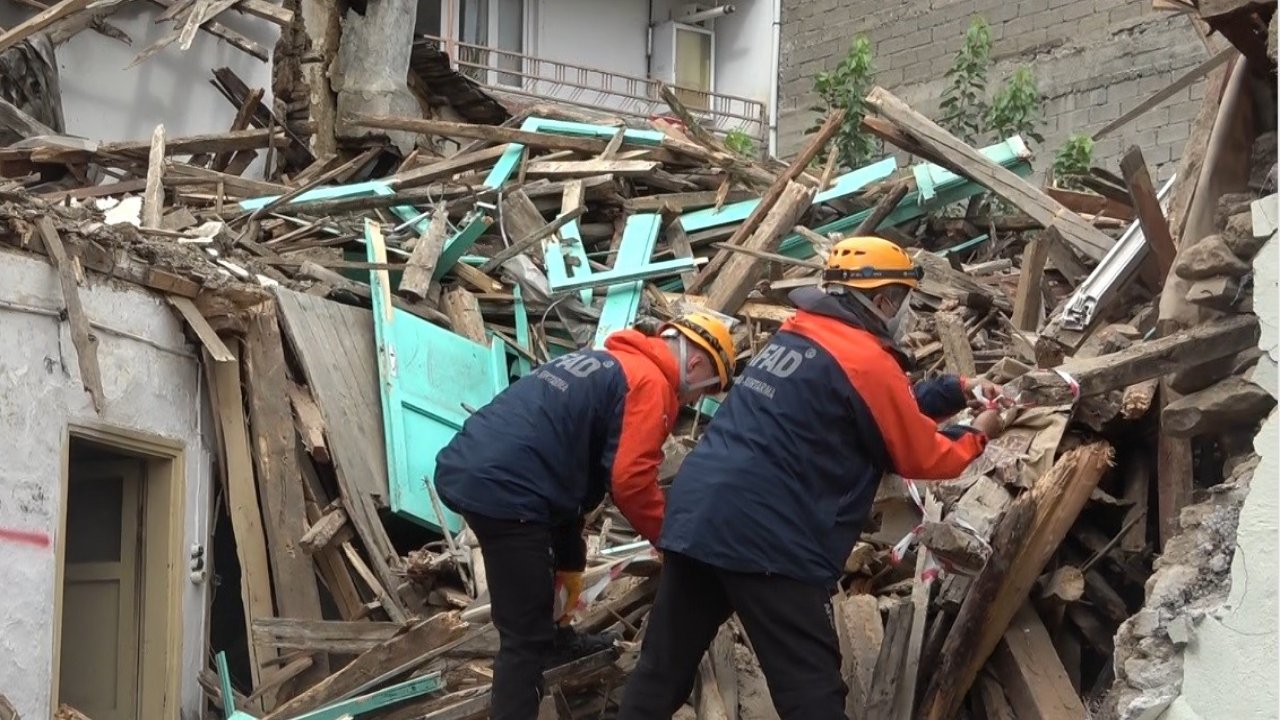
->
xmin=0 ymin=251 xmax=212 ymax=720
xmin=0 ymin=5 xmax=277 ymax=151
xmin=1160 ymin=201 xmax=1280 ymax=720
xmin=708 ymin=0 xmax=772 ymax=104
xmin=535 ymin=0 xmax=649 ymax=78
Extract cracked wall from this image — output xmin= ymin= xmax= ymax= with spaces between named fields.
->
xmin=0 ymin=251 xmax=212 ymax=720
xmin=1157 ymin=201 xmax=1279 ymax=720
xmin=778 ymin=0 xmax=1204 ymax=179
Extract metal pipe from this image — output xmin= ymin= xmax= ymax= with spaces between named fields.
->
xmin=767 ymin=0 xmax=781 ymax=155
xmin=678 ymin=3 xmax=735 ymax=24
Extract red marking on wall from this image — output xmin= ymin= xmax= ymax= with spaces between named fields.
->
xmin=0 ymin=527 xmax=52 ymax=548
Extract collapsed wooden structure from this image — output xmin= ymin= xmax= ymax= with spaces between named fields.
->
xmin=2 ymin=1 xmax=1276 ymax=719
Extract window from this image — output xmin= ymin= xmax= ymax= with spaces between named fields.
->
xmin=651 ymin=21 xmax=714 ymax=110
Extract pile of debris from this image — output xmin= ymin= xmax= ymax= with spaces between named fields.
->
xmin=4 ymin=25 xmax=1275 ymax=720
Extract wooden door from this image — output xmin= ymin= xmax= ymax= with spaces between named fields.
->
xmin=59 ymin=459 xmax=145 ymax=720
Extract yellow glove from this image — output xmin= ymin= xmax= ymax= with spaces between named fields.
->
xmin=555 ymin=570 xmax=584 ymax=626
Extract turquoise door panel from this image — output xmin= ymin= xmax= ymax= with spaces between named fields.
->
xmin=593 ymin=213 xmax=661 ymax=347
xmin=365 ymin=222 xmax=509 ymax=534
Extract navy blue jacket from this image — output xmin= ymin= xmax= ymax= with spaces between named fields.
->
xmin=659 ymin=288 xmax=988 ymax=586
xmin=435 ymin=330 xmax=680 ymax=543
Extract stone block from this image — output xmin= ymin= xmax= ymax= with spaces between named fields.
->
xmin=1215 ymin=193 xmax=1256 ymax=230
xmin=1172 ymin=234 xmax=1251 ymax=280
xmin=1224 ymin=211 xmax=1269 ymax=260
xmin=1186 ymin=276 xmax=1249 ymax=314
xmin=1162 ymin=376 xmax=1277 ymax=438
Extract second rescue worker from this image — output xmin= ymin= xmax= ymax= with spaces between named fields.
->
xmin=617 ymin=236 xmax=1008 ymax=720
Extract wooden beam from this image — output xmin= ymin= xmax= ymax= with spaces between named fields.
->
xmin=864 ymin=600 xmax=913 ymax=720
xmin=37 ymin=218 xmax=104 ymax=412
xmin=523 ymin=159 xmax=659 ymax=178
xmin=704 ymin=181 xmax=815 ymax=314
xmin=167 ymin=296 xmax=234 ymax=362
xmin=1093 ymin=47 xmax=1235 ymax=140
xmin=1167 ymin=57 xmax=1236 ymax=246
xmin=1017 ymin=315 xmax=1259 ymax=401
xmin=388 ymin=145 xmax=511 ymax=189
xmin=687 ymin=109 xmax=845 ymax=293
xmin=441 ymin=286 xmax=487 ymax=345
xmin=853 ymin=180 xmax=911 ymax=236
xmin=142 ymin=125 xmax=166 ymax=229
xmin=990 ymin=603 xmax=1087 ymax=720
xmin=243 ymin=304 xmax=329 ymax=694
xmin=400 ymin=206 xmax=449 ymax=301
xmin=350 ymin=114 xmax=615 ymax=155
xmin=893 ymin=491 xmax=941 ymax=718
xmin=478 ymin=205 xmax=585 ymax=273
xmin=99 ymin=127 xmax=285 ymax=158
xmin=919 ymin=442 xmax=1112 ymax=720
xmin=207 ymin=342 xmax=278 ymax=702
xmin=261 ymin=613 xmax=470 ymax=720
xmin=1120 ymin=145 xmax=1178 ymax=282
xmin=865 ymin=87 xmax=1114 ymax=261
xmin=252 ymin=618 xmax=400 ymax=654
xmin=0 ymin=0 xmax=96 ymax=53
xmin=1011 ymin=233 xmax=1051 ymax=332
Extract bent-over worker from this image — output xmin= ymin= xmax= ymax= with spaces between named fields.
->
xmin=616 ymin=236 xmax=1008 ymax=720
xmin=435 ymin=313 xmax=737 ymax=720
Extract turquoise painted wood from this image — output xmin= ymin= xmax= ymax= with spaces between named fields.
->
xmin=592 ymin=213 xmax=662 ymax=348
xmin=553 ymin=256 xmax=695 ymax=294
xmin=511 ymin=283 xmax=533 ymax=377
xmin=434 ymin=210 xmax=493 ymax=281
xmin=215 ymin=652 xmax=258 ymax=720
xmin=365 ymin=221 xmax=510 ymax=534
xmin=483 ymin=117 xmax=665 ymax=189
xmin=543 ymin=211 xmax=594 ymax=305
xmin=680 ymin=157 xmax=897 ymax=232
xmin=290 ymin=673 xmax=446 ymax=720
xmin=237 ymin=180 xmax=389 ymax=211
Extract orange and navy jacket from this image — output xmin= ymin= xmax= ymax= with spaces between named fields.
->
xmin=659 ymin=287 xmax=988 ymax=586
xmin=434 ymin=329 xmax=678 ymax=545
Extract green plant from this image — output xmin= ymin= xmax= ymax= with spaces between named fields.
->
xmin=939 ymin=17 xmax=992 ymax=145
xmin=1053 ymin=133 xmax=1094 ymax=189
xmin=724 ymin=129 xmax=755 ymax=158
xmin=808 ymin=36 xmax=877 ymax=169
xmin=985 ymin=65 xmax=1045 ymax=145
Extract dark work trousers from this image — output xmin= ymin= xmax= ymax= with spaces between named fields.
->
xmin=465 ymin=512 xmax=586 ymax=720
xmin=617 ymin=552 xmax=847 ymax=720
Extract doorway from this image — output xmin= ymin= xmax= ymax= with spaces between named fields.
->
xmin=55 ymin=428 xmax=186 ymax=720
xmin=59 ymin=450 xmax=146 ymax=720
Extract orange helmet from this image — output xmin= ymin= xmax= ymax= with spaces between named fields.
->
xmin=659 ymin=312 xmax=737 ymax=391
xmin=823 ymin=236 xmax=922 ymax=290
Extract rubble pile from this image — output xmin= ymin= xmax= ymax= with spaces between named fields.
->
xmin=1 ymin=4 xmax=1274 ymax=719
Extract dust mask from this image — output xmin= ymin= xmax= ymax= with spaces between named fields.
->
xmin=849 ymin=290 xmax=911 ymax=343
xmin=665 ymin=331 xmax=719 ymax=396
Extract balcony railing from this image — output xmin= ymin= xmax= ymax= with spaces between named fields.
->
xmin=419 ymin=35 xmax=768 ymax=150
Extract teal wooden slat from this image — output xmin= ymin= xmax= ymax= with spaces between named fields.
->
xmin=543 ymin=217 xmax=594 ymax=304
xmin=290 ymin=673 xmax=446 ymax=720
xmin=553 ymin=256 xmax=695 ymax=294
xmin=592 ymin=213 xmax=662 ymax=348
xmin=483 ymin=117 xmax=665 ymax=189
xmin=366 ymin=222 xmax=510 ymax=534
xmin=511 ymin=283 xmax=532 ymax=377
xmin=434 ymin=210 xmax=493 ymax=281
xmin=237 ymin=180 xmax=389 ymax=211
xmin=484 ymin=144 xmax=525 ymax=188
xmin=680 ymin=157 xmax=897 ymax=232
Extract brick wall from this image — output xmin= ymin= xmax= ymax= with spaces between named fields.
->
xmin=777 ymin=0 xmax=1209 ymax=182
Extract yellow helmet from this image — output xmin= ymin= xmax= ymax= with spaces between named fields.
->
xmin=823 ymin=236 xmax=923 ymax=290
xmin=659 ymin=312 xmax=737 ymax=391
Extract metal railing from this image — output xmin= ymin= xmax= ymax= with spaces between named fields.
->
xmin=419 ymin=35 xmax=768 ymax=148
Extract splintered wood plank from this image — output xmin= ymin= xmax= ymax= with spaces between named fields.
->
xmin=1158 ymin=380 xmax=1195 ymax=550
xmin=918 ymin=443 xmax=1112 ymax=720
xmin=865 ymin=87 xmax=1114 ymax=261
xmin=893 ymin=491 xmax=940 ymax=718
xmin=299 ymin=450 xmax=365 ymax=621
xmin=1120 ymin=449 xmax=1150 ymax=553
xmin=666 ymin=220 xmax=700 ymax=290
xmin=100 ymin=128 xmax=284 ymax=158
xmin=389 ymin=145 xmax=510 ymax=189
xmin=287 ymin=381 xmax=330 ymax=464
xmin=399 ymin=206 xmax=449 ymax=301
xmin=1167 ymin=57 xmax=1236 ymax=245
xmin=208 ymin=342 xmax=277 ymax=701
xmin=524 ymin=159 xmax=659 ymax=177
xmin=688 ymin=109 xmax=844 ymax=293
xmin=441 ymin=287 xmax=487 ymax=345
xmin=252 ymin=618 xmax=400 ymax=654
xmin=838 ymin=594 xmax=883 ymax=715
xmin=275 ymin=288 xmax=411 ymax=622
xmin=864 ymin=600 xmax=913 ymax=720
xmin=167 ymin=296 xmax=234 ymax=362
xmin=37 ymin=218 xmax=103 ymax=412
xmin=479 ymin=205 xmax=584 ymax=273
xmin=243 ymin=304 xmax=329 ymax=692
xmin=1120 ymin=146 xmax=1177 ymax=283
xmin=936 ymin=311 xmax=976 ymax=377
xmin=0 ymin=0 xmax=96 ymax=52
xmin=704 ymin=180 xmax=815 ymax=314
xmin=142 ymin=125 xmax=166 ymax=228
xmin=261 ymin=612 xmax=469 ymax=720
xmin=1011 ymin=233 xmax=1050 ymax=332
xmin=973 ymin=673 xmax=1016 ymax=720
xmin=990 ymin=603 xmax=1086 ymax=720
xmin=299 ymin=503 xmax=349 ymax=554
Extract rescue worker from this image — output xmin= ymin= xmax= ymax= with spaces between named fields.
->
xmin=616 ymin=236 xmax=1008 ymax=720
xmin=434 ymin=312 xmax=737 ymax=720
